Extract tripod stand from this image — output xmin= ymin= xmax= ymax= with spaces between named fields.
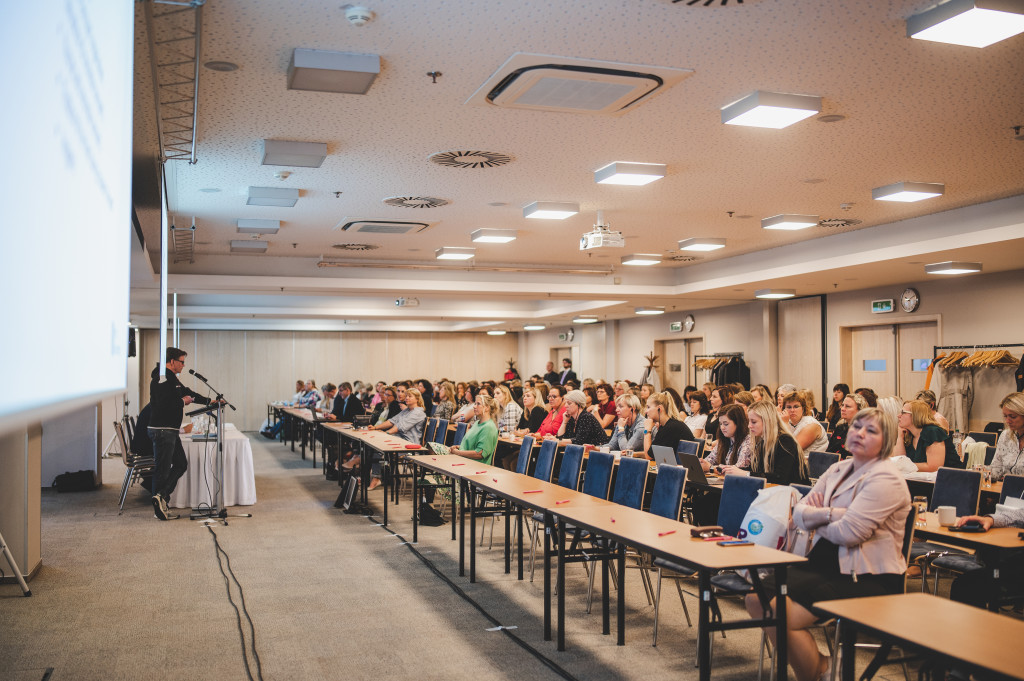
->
xmin=0 ymin=529 xmax=31 ymax=596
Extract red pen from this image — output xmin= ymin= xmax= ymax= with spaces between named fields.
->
xmin=555 ymin=499 xmax=570 ymax=505
xmin=492 ymin=478 xmax=498 ymax=482
xmin=451 ymin=463 xmax=465 ymax=467
xmin=658 ymin=530 xmax=676 ymax=537
xmin=610 ymin=517 xmax=616 ymax=523
xmin=523 ymin=489 xmax=542 ymax=494
xmin=475 ymin=471 xmax=486 ymax=474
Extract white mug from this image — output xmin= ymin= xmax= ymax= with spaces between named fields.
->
xmin=936 ymin=505 xmax=957 ymax=527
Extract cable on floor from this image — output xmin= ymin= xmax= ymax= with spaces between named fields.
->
xmin=207 ymin=524 xmax=264 ymax=681
xmin=363 ymin=514 xmax=581 ymax=681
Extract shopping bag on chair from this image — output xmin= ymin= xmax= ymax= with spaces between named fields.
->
xmin=735 ymin=485 xmax=800 ymax=550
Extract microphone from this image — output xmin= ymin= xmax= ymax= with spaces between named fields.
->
xmin=189 ymin=368 xmax=209 ymax=382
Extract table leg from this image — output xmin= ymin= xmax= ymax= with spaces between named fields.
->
xmin=987 ymin=563 xmax=1000 ymax=612
xmin=504 ymin=504 xmax=511 ymax=574
xmin=543 ymin=512 xmax=552 ymax=641
xmin=698 ymin=570 xmax=711 ymax=681
xmin=557 ymin=517 xmax=565 ymax=652
xmin=412 ymin=464 xmax=420 ymax=544
xmin=450 ymin=476 xmax=457 ymax=541
xmin=289 ymin=415 xmax=295 ymax=452
xmin=470 ymin=484 xmax=477 ymax=584
xmin=775 ymin=564 xmax=788 ymax=681
xmin=516 ymin=506 xmax=523 ymax=580
xmin=839 ymin=619 xmax=855 ymax=681
xmin=602 ymin=551 xmax=610 ymax=635
xmin=382 ymin=452 xmax=390 ymax=527
xmin=459 ymin=479 xmax=466 ymax=577
xmin=616 ymin=544 xmax=625 ymax=646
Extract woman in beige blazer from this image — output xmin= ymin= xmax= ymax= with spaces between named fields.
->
xmin=746 ymin=407 xmax=911 ymax=681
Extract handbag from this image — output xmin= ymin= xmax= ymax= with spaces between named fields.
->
xmin=736 ymin=486 xmax=800 ymax=550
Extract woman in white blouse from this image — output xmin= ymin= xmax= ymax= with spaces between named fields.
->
xmin=783 ymin=390 xmax=830 ymax=452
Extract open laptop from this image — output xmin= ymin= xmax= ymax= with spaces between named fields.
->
xmin=675 ymin=452 xmax=726 ymax=486
xmin=308 ymin=406 xmax=333 ymax=423
xmin=650 ymin=445 xmax=678 ymax=467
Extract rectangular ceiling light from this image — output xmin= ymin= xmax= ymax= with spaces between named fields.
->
xmin=635 ymin=306 xmax=665 ymax=315
xmin=907 ymin=0 xmax=1024 ymax=47
xmin=678 ymin=237 xmax=726 ymax=251
xmin=621 ymin=253 xmax=662 ymax=266
xmin=287 ymin=49 xmax=380 ymax=94
xmin=523 ymin=324 xmax=546 ymax=330
xmin=230 ymin=240 xmax=269 ymax=253
xmin=761 ymin=214 xmax=819 ymax=230
xmin=435 ymin=246 xmax=476 ymax=260
xmin=721 ymin=91 xmax=822 ymax=129
xmin=572 ymin=315 xmax=600 ymax=324
xmin=470 ymin=228 xmax=517 ymax=243
xmin=486 ymin=330 xmax=507 ymax=335
xmin=237 ymin=219 xmax=280 ymax=235
xmin=523 ymin=201 xmax=579 ymax=219
xmin=755 ymin=288 xmax=796 ymax=299
xmin=594 ymin=162 xmax=666 ymax=185
xmin=872 ymin=181 xmax=945 ymax=202
xmin=925 ymin=260 xmax=982 ymax=274
xmin=247 ymin=186 xmax=300 ymax=207
xmin=262 ymin=139 xmax=328 ymax=168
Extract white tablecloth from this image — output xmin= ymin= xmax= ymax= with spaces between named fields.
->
xmin=170 ymin=424 xmax=257 ymax=509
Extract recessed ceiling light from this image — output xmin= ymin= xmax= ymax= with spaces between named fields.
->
xmin=470 ymin=228 xmax=517 ymax=243
xmin=204 ymin=61 xmax=239 ymax=72
xmin=247 ymin=186 xmax=300 ymax=207
xmin=523 ymin=201 xmax=579 ymax=219
xmin=287 ymin=49 xmax=380 ymax=94
xmin=925 ymin=261 xmax=982 ymax=274
xmin=754 ymin=289 xmax=796 ymax=299
xmin=761 ymin=214 xmax=819 ymax=230
xmin=620 ymin=253 xmax=662 ymax=266
xmin=677 ymin=237 xmax=726 ymax=251
xmin=572 ymin=315 xmax=600 ymax=324
xmin=594 ymin=162 xmax=667 ymax=186
xmin=487 ymin=330 xmax=507 ymax=335
xmin=237 ymin=219 xmax=281 ymax=235
xmin=907 ymin=0 xmax=1024 ymax=48
xmin=635 ymin=306 xmax=665 ymax=315
xmin=523 ymin=324 xmax=546 ymax=331
xmin=434 ymin=246 xmax=476 ymax=260
xmin=721 ymin=91 xmax=822 ymax=129
xmin=262 ymin=139 xmax=328 ymax=168
xmin=872 ymin=181 xmax=945 ymax=202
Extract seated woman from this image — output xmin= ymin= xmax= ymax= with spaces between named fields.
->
xmin=746 ymin=407 xmax=910 ymax=681
xmin=893 ymin=399 xmax=960 ymax=471
xmin=552 ymin=390 xmax=609 ymax=447
xmin=586 ymin=382 xmax=617 ymax=429
xmin=433 ymin=381 xmax=456 ymax=422
xmin=494 ymin=384 xmax=523 ymax=435
xmin=417 ymin=378 xmax=435 ymax=416
xmin=608 ymin=394 xmax=646 ymax=452
xmin=703 ymin=404 xmax=752 ymax=472
xmin=783 ymin=391 xmax=830 ymax=453
xmin=752 ymin=384 xmax=773 ymax=404
xmin=514 ymin=386 xmax=548 ymax=436
xmin=854 ymin=386 xmax=878 ymax=408
xmin=742 ymin=401 xmax=809 ymax=485
xmin=684 ymin=392 xmax=711 ymax=439
xmin=825 ymin=383 xmax=850 ymax=431
xmin=704 ymin=385 xmax=736 ymax=443
xmin=827 ymin=392 xmax=867 ymax=457
xmin=640 ymin=383 xmax=656 ymax=403
xmin=775 ymin=383 xmax=797 ymax=414
xmin=914 ymin=389 xmax=950 ymax=431
xmin=365 ymin=387 xmax=427 ymax=489
xmin=640 ymin=391 xmax=695 ymax=460
xmin=988 ymin=392 xmax=1024 ymax=480
xmin=450 ymin=394 xmax=499 ymax=464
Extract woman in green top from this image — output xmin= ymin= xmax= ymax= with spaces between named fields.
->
xmin=893 ymin=399 xmax=960 ymax=471
xmin=451 ymin=393 xmax=500 ymax=465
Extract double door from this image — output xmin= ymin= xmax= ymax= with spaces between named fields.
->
xmin=842 ymin=322 xmax=937 ymax=397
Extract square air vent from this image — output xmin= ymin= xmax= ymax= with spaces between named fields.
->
xmin=466 ymin=53 xmax=693 ymax=116
xmin=333 ymin=218 xmax=437 ymax=234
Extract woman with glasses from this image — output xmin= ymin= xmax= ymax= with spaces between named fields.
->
xmin=892 ymin=399 xmax=960 ymax=472
xmin=586 ymin=382 xmax=617 ymax=429
xmin=783 ymin=391 xmax=830 ymax=453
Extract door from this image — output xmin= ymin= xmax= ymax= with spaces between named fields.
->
xmin=848 ymin=325 xmax=897 ymax=396
xmin=897 ymin=322 xmax=938 ymax=398
xmin=656 ymin=340 xmax=686 ymax=394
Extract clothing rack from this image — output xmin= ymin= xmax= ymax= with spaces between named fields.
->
xmin=694 ymin=353 xmax=744 ymax=361
xmin=931 ymin=343 xmax=1021 ymax=368
xmin=932 ymin=343 xmax=1023 ymax=354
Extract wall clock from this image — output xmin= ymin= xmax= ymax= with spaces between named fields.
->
xmin=683 ymin=314 xmax=695 ymax=332
xmin=900 ymin=288 xmax=920 ymax=313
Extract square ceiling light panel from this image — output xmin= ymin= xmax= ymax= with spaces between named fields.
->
xmin=230 ymin=240 xmax=269 ymax=253
xmin=721 ymin=91 xmax=822 ymax=129
xmin=761 ymin=214 xmax=819 ymax=230
xmin=466 ymin=53 xmax=693 ymax=116
xmin=872 ymin=181 xmax=945 ymax=202
xmin=523 ymin=201 xmax=579 ymax=219
xmin=594 ymin=162 xmax=666 ymax=185
xmin=237 ymin=219 xmax=280 ymax=235
xmin=247 ymin=187 xmax=299 ymax=207
xmin=262 ymin=140 xmax=328 ymax=167
xmin=907 ymin=0 xmax=1024 ymax=47
xmin=287 ymin=49 xmax=380 ymax=94
xmin=471 ymin=228 xmax=517 ymax=243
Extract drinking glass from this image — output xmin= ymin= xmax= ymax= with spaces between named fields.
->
xmin=913 ymin=496 xmax=928 ymax=527
xmin=981 ymin=465 xmax=992 ymax=488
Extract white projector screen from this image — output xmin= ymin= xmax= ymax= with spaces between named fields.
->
xmin=0 ymin=0 xmax=134 ymax=435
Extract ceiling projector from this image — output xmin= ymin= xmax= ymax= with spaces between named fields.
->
xmin=579 ymin=212 xmax=624 ymax=251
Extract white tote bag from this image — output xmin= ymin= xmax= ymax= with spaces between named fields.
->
xmin=735 ymin=485 xmax=801 ymax=550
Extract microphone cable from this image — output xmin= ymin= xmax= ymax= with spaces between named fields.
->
xmin=206 ymin=525 xmax=264 ymax=681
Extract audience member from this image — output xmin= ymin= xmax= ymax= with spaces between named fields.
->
xmin=684 ymin=392 xmax=711 ymax=439
xmin=641 ymin=391 xmax=695 ymax=460
xmin=534 ymin=385 xmax=567 ymax=437
xmin=825 ymin=383 xmax=850 ymax=431
xmin=893 ymin=399 xmax=959 ymax=471
xmin=744 ymin=400 xmax=809 ymax=485
xmin=608 ymin=394 xmax=646 ymax=452
xmin=553 ymin=390 xmax=609 ymax=447
xmin=494 ymin=384 xmax=524 ymax=434
xmin=433 ymin=381 xmax=456 ymax=422
xmin=450 ymin=394 xmax=500 ymax=465
xmin=827 ymin=393 xmax=866 ymax=458
xmin=587 ymin=382 xmax=617 ymax=429
xmin=991 ymin=392 xmax=1024 ymax=480
xmin=783 ymin=391 xmax=829 ymax=452
xmin=515 ymin=386 xmax=548 ymax=436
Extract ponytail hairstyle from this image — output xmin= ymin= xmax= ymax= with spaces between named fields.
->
xmin=647 ymin=391 xmax=679 ymax=420
xmin=476 ymin=393 xmax=500 ymax=421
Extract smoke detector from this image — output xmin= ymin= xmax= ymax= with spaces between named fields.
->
xmin=343 ymin=5 xmax=373 ymax=27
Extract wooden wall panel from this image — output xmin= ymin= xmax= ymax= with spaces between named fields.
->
xmin=294 ymin=332 xmax=343 ymax=389
xmin=244 ymin=331 xmax=295 ymax=431
xmin=432 ymin=333 xmax=478 ymax=382
xmin=339 ymin=332 xmax=387 ymax=384
xmin=194 ymin=330 xmax=249 ymax=429
xmin=386 ymin=333 xmax=430 ymax=382
xmin=476 ymin=334 xmax=517 ymax=382
xmin=778 ymin=297 xmax=823 ymax=402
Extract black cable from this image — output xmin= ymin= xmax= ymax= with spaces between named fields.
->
xmin=206 ymin=525 xmax=264 ymax=681
xmin=362 ymin=514 xmax=580 ymax=681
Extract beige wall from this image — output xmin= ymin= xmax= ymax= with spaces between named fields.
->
xmin=139 ymin=330 xmax=517 ymax=430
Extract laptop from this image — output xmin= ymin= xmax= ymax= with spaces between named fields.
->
xmin=650 ymin=445 xmax=678 ymax=467
xmin=308 ymin=406 xmax=333 ymax=424
xmin=676 ymin=452 xmax=725 ymax=486
xmin=352 ymin=414 xmax=372 ymax=428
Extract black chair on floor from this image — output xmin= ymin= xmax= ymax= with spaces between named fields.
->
xmin=1000 ymin=474 xmax=1024 ymax=503
xmin=967 ymin=431 xmax=997 ymax=446
xmin=911 ymin=467 xmax=982 ymax=593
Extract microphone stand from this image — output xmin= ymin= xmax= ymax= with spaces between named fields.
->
xmin=187 ymin=373 xmax=250 ymax=523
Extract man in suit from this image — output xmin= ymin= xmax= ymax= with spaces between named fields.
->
xmin=542 ymin=361 xmax=559 ymax=385
xmin=558 ymin=358 xmax=578 ymax=386
xmin=329 ymin=382 xmax=365 ymax=422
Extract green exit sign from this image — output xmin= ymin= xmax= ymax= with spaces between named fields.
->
xmin=871 ymin=299 xmax=894 ymax=314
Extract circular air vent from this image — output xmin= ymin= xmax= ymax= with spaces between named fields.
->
xmin=818 ymin=218 xmax=863 ymax=229
xmin=382 ymin=196 xmax=450 ymax=208
xmin=666 ymin=254 xmax=704 ymax=263
xmin=332 ymin=243 xmax=380 ymax=251
xmin=428 ymin=150 xmax=514 ymax=169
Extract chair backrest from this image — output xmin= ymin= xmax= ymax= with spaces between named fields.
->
xmin=648 ymin=463 xmax=688 ymax=521
xmin=676 ymin=439 xmax=705 ymax=458
xmin=818 ymin=420 xmax=830 ymax=434
xmin=717 ymin=474 xmax=766 ymax=537
xmin=967 ymin=431 xmax=997 ymax=446
xmin=984 ymin=445 xmax=996 ymax=466
xmin=791 ymin=483 xmax=812 ymax=497
xmin=901 ymin=504 xmax=917 ymax=564
xmin=556 ymin=444 xmax=585 ymax=490
xmin=581 ymin=451 xmax=615 ymax=499
xmin=123 ymin=415 xmax=135 ymax=443
xmin=113 ymin=422 xmax=132 ymax=464
xmin=807 ymin=451 xmax=840 ymax=480
xmin=532 ymin=439 xmax=558 ymax=482
xmin=422 ymin=417 xmax=437 ymax=445
xmin=452 ymin=422 xmax=468 ymax=447
xmin=999 ymin=474 xmax=1024 ymax=504
xmin=431 ymin=419 xmax=449 ymax=444
xmin=930 ymin=467 xmax=981 ymax=516
xmin=515 ymin=436 xmax=535 ymax=475
xmin=611 ymin=456 xmax=650 ymax=510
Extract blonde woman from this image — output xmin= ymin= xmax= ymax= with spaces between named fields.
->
xmin=494 ymin=384 xmax=524 ymax=434
xmin=743 ymin=400 xmax=809 ymax=485
xmin=434 ymin=381 xmax=456 ymax=422
xmin=893 ymin=400 xmax=959 ymax=471
xmin=515 ymin=386 xmax=548 ymax=436
xmin=450 ymin=394 xmax=499 ymax=465
xmin=991 ymin=392 xmax=1024 ymax=480
xmin=641 ymin=391 xmax=695 ymax=460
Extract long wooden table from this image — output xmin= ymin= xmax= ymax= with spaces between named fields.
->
xmin=405 ymin=454 xmax=805 ymax=681
xmin=817 ymin=592 xmax=1024 ymax=681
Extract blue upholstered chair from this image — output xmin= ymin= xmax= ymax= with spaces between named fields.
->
xmin=676 ymin=439 xmax=705 ymax=458
xmin=557 ymin=445 xmax=585 ymax=491
xmin=532 ymin=439 xmax=558 ymax=483
xmin=451 ymin=422 xmax=468 ymax=447
xmin=430 ymin=419 xmax=449 ymax=444
xmin=911 ymin=467 xmax=982 ymax=593
xmin=806 ymin=450 xmax=839 ymax=481
xmin=581 ymin=452 xmax=615 ymax=500
xmin=514 ymin=436 xmax=535 ymax=475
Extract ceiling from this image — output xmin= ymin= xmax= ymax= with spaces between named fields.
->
xmin=130 ymin=0 xmax=1024 ymax=332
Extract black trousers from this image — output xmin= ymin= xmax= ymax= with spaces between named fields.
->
xmin=150 ymin=427 xmax=188 ymax=500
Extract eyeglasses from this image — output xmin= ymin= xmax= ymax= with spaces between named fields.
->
xmin=900 ymin=410 xmax=912 ymax=415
